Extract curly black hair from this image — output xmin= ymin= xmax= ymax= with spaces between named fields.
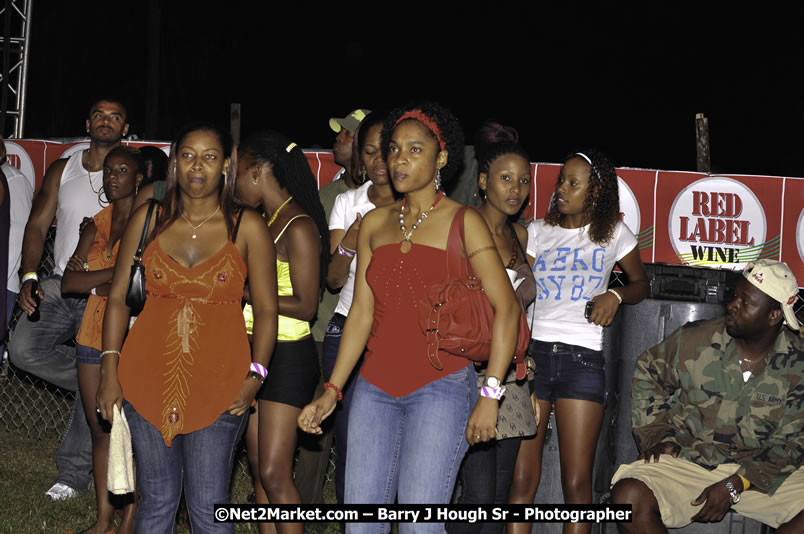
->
xmin=381 ymin=102 xmax=464 ymax=186
xmin=474 ymin=120 xmax=530 ymax=176
xmin=238 ymin=130 xmax=330 ymax=294
xmin=544 ymin=149 xmax=620 ymax=245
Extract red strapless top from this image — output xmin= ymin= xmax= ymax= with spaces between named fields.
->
xmin=361 ymin=243 xmax=468 ymax=397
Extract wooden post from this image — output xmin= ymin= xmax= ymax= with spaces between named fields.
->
xmin=144 ymin=0 xmax=161 ymax=139
xmin=695 ymin=113 xmax=710 ymax=173
xmin=230 ymin=103 xmax=241 ymax=146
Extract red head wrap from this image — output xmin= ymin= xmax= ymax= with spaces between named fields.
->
xmin=394 ymin=110 xmax=446 ymax=151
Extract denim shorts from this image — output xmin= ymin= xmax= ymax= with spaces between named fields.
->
xmin=529 ymin=339 xmax=606 ymax=405
xmin=75 ymin=344 xmax=101 ymax=365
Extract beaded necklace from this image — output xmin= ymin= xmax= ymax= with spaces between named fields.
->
xmin=399 ymin=189 xmax=444 ymax=253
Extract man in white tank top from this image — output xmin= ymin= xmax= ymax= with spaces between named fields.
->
xmin=8 ymin=99 xmax=129 ymax=500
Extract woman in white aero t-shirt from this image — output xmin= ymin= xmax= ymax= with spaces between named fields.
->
xmin=508 ymin=150 xmax=649 ymax=534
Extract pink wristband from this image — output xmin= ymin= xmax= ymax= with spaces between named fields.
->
xmin=250 ymin=362 xmax=267 ymax=379
xmin=480 ymin=385 xmax=505 ymax=400
xmin=338 ymin=242 xmax=356 ymax=258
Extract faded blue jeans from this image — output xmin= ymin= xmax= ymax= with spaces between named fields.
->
xmin=8 ymin=275 xmax=92 ymax=491
xmin=124 ymin=400 xmax=248 ymax=534
xmin=345 ymin=365 xmax=477 ymax=534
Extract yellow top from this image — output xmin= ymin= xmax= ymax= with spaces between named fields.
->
xmin=243 ymin=214 xmax=312 ymax=341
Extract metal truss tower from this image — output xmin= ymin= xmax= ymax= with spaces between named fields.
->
xmin=0 ymin=0 xmax=33 ymax=138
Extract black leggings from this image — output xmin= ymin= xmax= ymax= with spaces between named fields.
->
xmin=447 ymin=437 xmax=523 ymax=534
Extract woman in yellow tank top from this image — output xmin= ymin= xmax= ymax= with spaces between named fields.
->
xmin=237 ymin=131 xmax=330 ymax=534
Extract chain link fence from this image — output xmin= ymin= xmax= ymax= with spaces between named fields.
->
xmin=0 ymin=227 xmax=337 ymax=486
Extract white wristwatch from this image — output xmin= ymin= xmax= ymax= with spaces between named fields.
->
xmin=480 ymin=376 xmax=506 ymax=400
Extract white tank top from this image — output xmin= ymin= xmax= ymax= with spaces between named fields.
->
xmin=53 ymin=151 xmax=104 ymax=275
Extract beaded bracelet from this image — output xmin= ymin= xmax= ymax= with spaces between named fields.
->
xmin=607 ymin=288 xmax=623 ymax=304
xmin=337 ymin=242 xmax=356 ymax=258
xmin=247 ymin=371 xmax=265 ymax=384
xmin=323 ymin=382 xmax=343 ymax=401
xmin=100 ymin=350 xmax=121 ymax=358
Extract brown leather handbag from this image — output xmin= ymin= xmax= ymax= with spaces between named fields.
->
xmin=420 ymin=206 xmax=530 ymax=379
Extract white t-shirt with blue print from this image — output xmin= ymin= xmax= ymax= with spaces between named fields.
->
xmin=526 ymin=219 xmax=637 ymax=351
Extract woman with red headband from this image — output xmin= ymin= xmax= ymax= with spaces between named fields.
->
xmin=299 ymin=102 xmax=521 ymax=533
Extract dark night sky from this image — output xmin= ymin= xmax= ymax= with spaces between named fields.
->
xmin=20 ymin=3 xmax=804 ymax=177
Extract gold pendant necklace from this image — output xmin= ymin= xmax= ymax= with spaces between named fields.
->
xmin=84 ymin=150 xmax=108 ymax=208
xmin=181 ymin=206 xmax=220 ymax=239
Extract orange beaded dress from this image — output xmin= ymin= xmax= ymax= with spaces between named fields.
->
xmin=118 ymin=238 xmax=250 ymax=446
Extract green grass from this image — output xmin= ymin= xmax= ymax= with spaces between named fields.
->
xmin=0 ymin=429 xmax=341 ymax=534
xmin=0 ymin=371 xmax=341 ymax=533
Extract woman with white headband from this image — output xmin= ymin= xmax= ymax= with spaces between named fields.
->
xmin=508 ymin=150 xmax=649 ymax=534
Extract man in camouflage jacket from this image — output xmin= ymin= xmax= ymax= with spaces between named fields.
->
xmin=611 ymin=260 xmax=804 ymax=533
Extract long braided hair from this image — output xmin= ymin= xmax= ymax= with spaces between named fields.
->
xmin=238 ymin=130 xmax=330 ymax=294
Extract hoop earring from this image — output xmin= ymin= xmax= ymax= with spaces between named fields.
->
xmin=434 ymin=169 xmax=442 ymax=191
xmin=98 ymin=186 xmax=109 ymax=208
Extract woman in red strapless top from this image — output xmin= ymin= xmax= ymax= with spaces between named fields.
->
xmin=299 ymin=103 xmax=522 ymax=533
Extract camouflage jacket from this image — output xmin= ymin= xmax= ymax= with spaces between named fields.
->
xmin=632 ymin=317 xmax=804 ymax=495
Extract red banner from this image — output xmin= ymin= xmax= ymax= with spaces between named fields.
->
xmin=781 ymin=177 xmax=804 ymax=281
xmin=5 ymin=140 xmax=801 ymax=286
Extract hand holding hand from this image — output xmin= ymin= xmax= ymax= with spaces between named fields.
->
xmin=297 ymin=389 xmax=338 ymax=434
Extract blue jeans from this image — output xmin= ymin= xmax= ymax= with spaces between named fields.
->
xmin=8 ymin=275 xmax=92 ymax=490
xmin=345 ymin=365 xmax=477 ymax=534
xmin=322 ymin=314 xmax=361 ymax=505
xmin=124 ymin=400 xmax=247 ymax=534
xmin=1 ymin=289 xmax=16 ymax=354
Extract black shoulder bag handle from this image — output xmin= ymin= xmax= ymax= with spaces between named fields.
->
xmin=125 ymin=200 xmax=157 ymax=314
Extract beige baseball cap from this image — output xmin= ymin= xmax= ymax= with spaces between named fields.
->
xmin=329 ymin=109 xmax=371 ymax=133
xmin=743 ymin=259 xmax=801 ymax=334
